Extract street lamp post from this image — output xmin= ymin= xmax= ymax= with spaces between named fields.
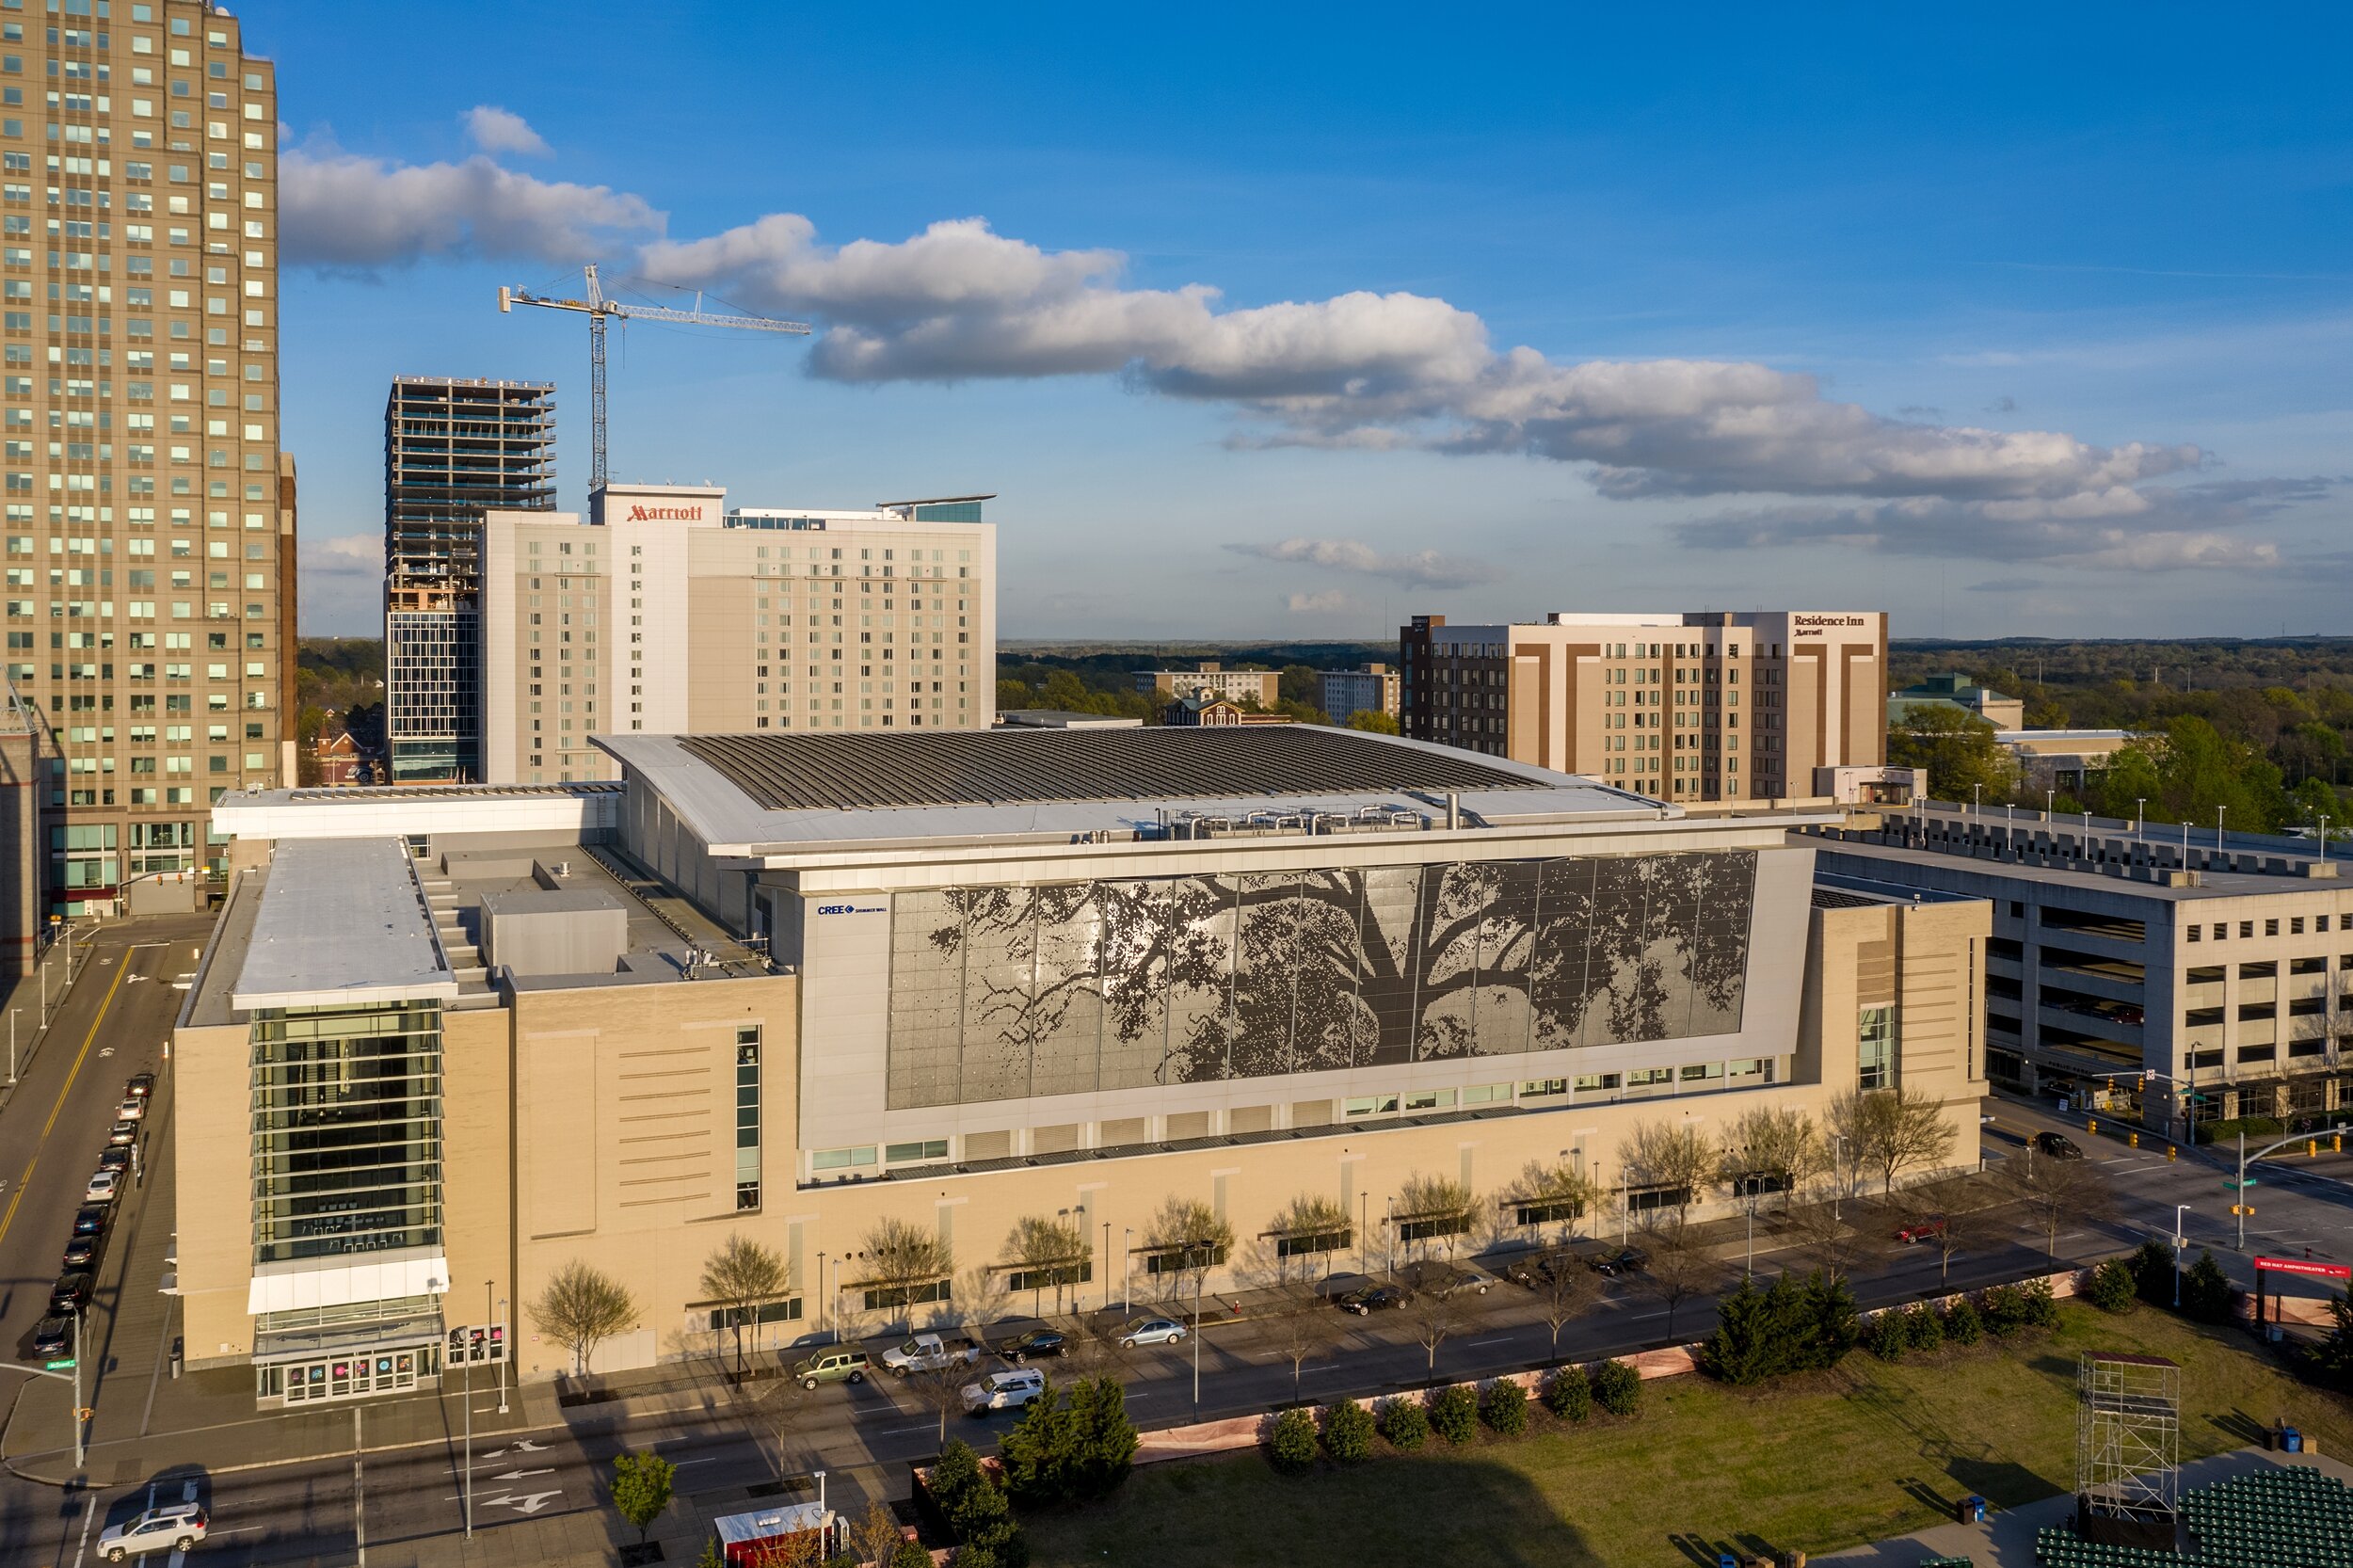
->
xmin=2217 ymin=806 xmax=2227 ymax=853
xmin=1122 ymin=1228 xmax=1133 ymax=1315
xmin=1972 ymin=783 xmax=1982 ymax=817
xmin=2173 ymin=1206 xmax=2191 ymax=1309
xmin=1102 ymin=1221 xmax=1112 ymax=1315
xmin=463 ymin=1336 xmax=474 ymax=1539
xmin=816 ymin=1251 xmax=827 ymax=1340
xmin=72 ymin=1306 xmax=84 ymax=1469
xmin=495 ymin=1288 xmax=508 ymax=1416
xmin=2136 ymin=798 xmax=2147 ymax=835
xmin=2045 ymin=788 xmax=2055 ymax=821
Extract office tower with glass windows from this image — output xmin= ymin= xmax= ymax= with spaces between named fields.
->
xmin=383 ymin=376 xmax=555 ymax=783
xmin=0 ymin=0 xmax=289 ymax=913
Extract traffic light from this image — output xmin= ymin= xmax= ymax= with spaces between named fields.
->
xmin=2167 ymin=1144 xmax=2178 ymax=1162
xmin=2335 ymin=1133 xmax=2344 ymax=1154
xmin=2088 ymin=1118 xmax=2099 ymax=1136
xmin=2309 ymin=1140 xmax=2320 ymax=1159
xmin=2137 ymin=1074 xmax=2146 ymax=1092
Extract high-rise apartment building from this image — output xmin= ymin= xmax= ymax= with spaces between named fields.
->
xmin=1401 ymin=611 xmax=1888 ymax=803
xmin=477 ymin=483 xmax=997 ymax=782
xmin=383 ymin=376 xmax=555 ymax=782
xmin=0 ymin=2 xmax=287 ymax=913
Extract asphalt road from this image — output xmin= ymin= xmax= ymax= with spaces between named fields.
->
xmin=5 ymin=936 xmax=2352 ymax=1565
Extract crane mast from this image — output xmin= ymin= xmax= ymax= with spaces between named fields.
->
xmin=499 ymin=264 xmax=811 ymax=489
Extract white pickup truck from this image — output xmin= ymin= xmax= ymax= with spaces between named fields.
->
xmin=880 ymin=1332 xmax=983 ymax=1376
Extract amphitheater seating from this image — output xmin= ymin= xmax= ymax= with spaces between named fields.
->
xmin=2034 ymin=1464 xmax=2353 ymax=1568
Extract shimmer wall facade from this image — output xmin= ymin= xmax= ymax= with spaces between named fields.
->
xmin=887 ymin=852 xmax=1756 ymax=1110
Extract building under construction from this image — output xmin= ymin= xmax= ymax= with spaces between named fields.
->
xmin=384 ymin=378 xmax=559 ymax=782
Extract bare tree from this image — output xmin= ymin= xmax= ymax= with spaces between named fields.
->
xmin=750 ymin=1375 xmax=811 ymax=1480
xmin=1898 ymin=1174 xmax=1996 ymax=1287
xmin=905 ymin=1357 xmax=974 ymax=1446
xmin=1403 ymin=1276 xmax=1459 ymax=1379
xmin=1618 ymin=1119 xmax=1715 ymax=1242
xmin=528 ymin=1259 xmax=639 ymax=1378
xmin=1003 ymin=1214 xmax=1091 ymax=1317
xmin=1532 ymin=1255 xmax=1598 ymax=1359
xmin=1395 ymin=1173 xmax=1479 ymax=1267
xmin=1265 ymin=1286 xmax=1337 ymax=1400
xmin=861 ymin=1217 xmax=956 ymax=1332
xmin=1833 ymin=1085 xmax=1959 ymax=1196
xmin=1787 ymin=1190 xmax=1866 ymax=1283
xmin=1999 ymin=1151 xmax=2111 ymax=1264
xmin=1719 ymin=1104 xmax=1827 ymax=1218
xmin=698 ymin=1232 xmax=792 ymax=1376
xmin=1511 ymin=1158 xmax=1601 ymax=1245
xmin=1639 ymin=1232 xmax=1725 ymax=1344
xmin=1142 ymin=1195 xmax=1233 ymax=1309
xmin=849 ymin=1498 xmax=910 ymax=1568
xmin=1265 ymin=1192 xmax=1353 ymax=1286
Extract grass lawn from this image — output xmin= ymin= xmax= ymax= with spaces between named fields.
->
xmin=1023 ymin=1304 xmax=2353 ymax=1568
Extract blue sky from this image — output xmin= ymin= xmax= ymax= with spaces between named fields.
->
xmin=269 ymin=3 xmax=2353 ymax=639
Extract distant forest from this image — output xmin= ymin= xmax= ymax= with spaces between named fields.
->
xmin=1889 ymin=638 xmax=2353 ymax=834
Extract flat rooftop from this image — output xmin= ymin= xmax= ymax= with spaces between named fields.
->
xmin=600 ymin=727 xmax=1698 ymax=856
xmin=1816 ymin=836 xmax=2342 ymax=904
xmin=229 ymin=839 xmax=455 ymax=1011
xmin=676 ymin=727 xmax=1544 ymax=811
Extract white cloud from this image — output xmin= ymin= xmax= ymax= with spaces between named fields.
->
xmin=296 ymin=533 xmax=383 ymax=635
xmin=281 ymin=142 xmax=660 ymax=269
xmin=643 ymin=213 xmax=2202 ymax=514
xmin=1226 ymin=536 xmax=1499 ymax=590
xmin=463 ymin=104 xmax=552 ymax=158
xmin=1285 ymin=589 xmax=1356 ymax=614
xmin=273 ymin=132 xmax=2236 ymax=543
xmin=1668 ymin=478 xmax=2331 ymax=572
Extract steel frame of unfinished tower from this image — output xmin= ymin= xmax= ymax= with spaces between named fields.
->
xmin=2076 ymin=1352 xmax=2181 ymax=1542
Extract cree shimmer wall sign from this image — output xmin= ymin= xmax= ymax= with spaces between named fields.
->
xmin=885 ymin=852 xmax=1757 ymax=1109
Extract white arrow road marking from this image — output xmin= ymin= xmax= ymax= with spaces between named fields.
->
xmin=98 ymin=1047 xmax=115 ymax=1057
xmin=511 ymin=1437 xmax=549 ymax=1451
xmin=481 ymin=1490 xmax=563 ymax=1515
xmin=490 ymin=1468 xmax=554 ymax=1481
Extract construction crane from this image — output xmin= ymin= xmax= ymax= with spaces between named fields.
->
xmin=499 ymin=264 xmax=811 ymax=489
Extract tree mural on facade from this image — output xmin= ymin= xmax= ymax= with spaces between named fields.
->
xmin=887 ymin=851 xmax=1757 ymax=1109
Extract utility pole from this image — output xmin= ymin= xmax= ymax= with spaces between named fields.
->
xmin=463 ymin=1337 xmax=474 ymax=1539
xmin=493 ymin=1284 xmax=508 ymax=1416
xmin=72 ymin=1307 xmax=85 ymax=1469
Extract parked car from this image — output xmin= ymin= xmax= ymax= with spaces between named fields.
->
xmin=1588 ymin=1247 xmax=1649 ymax=1277
xmin=106 ymin=1120 xmax=138 ymax=1147
xmin=84 ymin=1170 xmax=120 ymax=1204
xmin=880 ymin=1333 xmax=984 ymax=1376
xmin=62 ymin=1232 xmax=103 ymax=1271
xmin=1117 ymin=1315 xmax=1189 ymax=1348
xmin=2035 ymin=1132 xmax=2086 ymax=1160
xmin=1894 ymin=1214 xmax=1949 ymax=1245
xmin=29 ymin=1315 xmax=72 ymax=1358
xmin=72 ymin=1205 xmax=109 ymax=1237
xmin=1334 ymin=1285 xmax=1408 ymax=1315
xmin=49 ymin=1272 xmax=93 ymax=1314
xmin=96 ymin=1501 xmax=207 ymax=1561
xmin=124 ymin=1072 xmax=155 ymax=1100
xmin=116 ymin=1096 xmax=146 ymax=1123
xmin=994 ymin=1328 xmax=1067 ymax=1363
xmin=97 ymin=1145 xmax=132 ymax=1174
xmin=961 ymin=1367 xmax=1048 ymax=1415
xmin=1406 ymin=1261 xmax=1496 ymax=1298
xmin=788 ymin=1348 xmax=870 ymax=1389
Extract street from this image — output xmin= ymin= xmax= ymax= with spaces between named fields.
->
xmin=2 ymin=920 xmax=2351 ymax=1565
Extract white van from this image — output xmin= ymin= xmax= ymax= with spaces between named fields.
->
xmin=960 ymin=1366 xmax=1047 ymax=1415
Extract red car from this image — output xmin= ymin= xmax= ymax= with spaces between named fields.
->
xmin=1894 ymin=1214 xmax=1947 ymax=1244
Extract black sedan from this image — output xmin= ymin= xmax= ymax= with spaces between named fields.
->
xmin=125 ymin=1072 xmax=156 ymax=1099
xmin=97 ymin=1144 xmax=131 ymax=1174
xmin=61 ymin=1232 xmax=102 ymax=1271
xmin=29 ymin=1316 xmax=72 ymax=1359
xmin=995 ymin=1329 xmax=1067 ymax=1362
xmin=2035 ymin=1131 xmax=2086 ymax=1160
xmin=49 ymin=1272 xmax=93 ymax=1314
xmin=1335 ymin=1285 xmax=1408 ymax=1315
xmin=1588 ymin=1247 xmax=1650 ymax=1277
xmin=1503 ymin=1251 xmax=1576 ymax=1288
xmin=72 ymin=1205 xmax=109 ymax=1238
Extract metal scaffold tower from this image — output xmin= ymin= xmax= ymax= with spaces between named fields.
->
xmin=2076 ymin=1352 xmax=2182 ymax=1548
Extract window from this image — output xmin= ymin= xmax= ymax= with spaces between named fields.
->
xmin=1343 ymin=1094 xmax=1401 ymax=1118
xmin=864 ymin=1279 xmax=950 ymax=1311
xmin=1513 ymin=1198 xmax=1584 ymax=1228
xmin=735 ymin=1029 xmax=762 ymax=1208
xmin=1521 ymin=1078 xmax=1571 ymax=1098
xmin=1005 ymin=1259 xmax=1092 ymax=1294
xmin=1858 ymin=1004 xmax=1896 ymax=1090
xmin=809 ymin=1144 xmax=875 ymax=1172
xmin=884 ymin=1139 xmax=949 ymax=1164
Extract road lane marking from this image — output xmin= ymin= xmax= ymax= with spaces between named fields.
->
xmin=68 ymin=1493 xmax=94 ymax=1568
xmin=0 ymin=951 xmax=132 ymax=1250
xmin=1467 ymin=1336 xmax=1516 ymax=1346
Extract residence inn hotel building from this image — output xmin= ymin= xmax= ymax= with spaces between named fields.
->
xmin=174 ymin=726 xmax=1986 ymax=1403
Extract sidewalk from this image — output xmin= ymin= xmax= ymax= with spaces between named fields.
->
xmin=0 ymin=936 xmax=92 ymax=1114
